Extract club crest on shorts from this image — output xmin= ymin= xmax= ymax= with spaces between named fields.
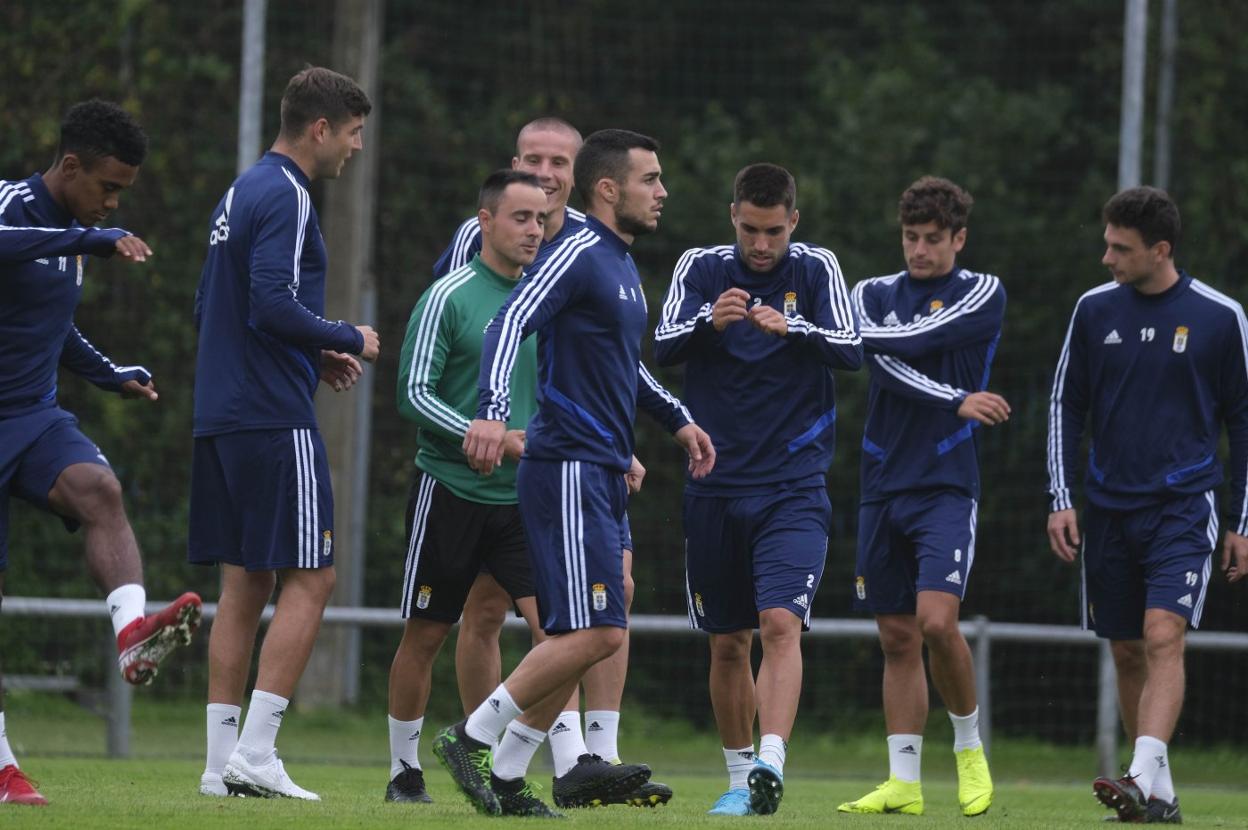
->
xmin=855 ymin=576 xmax=866 ymax=600
xmin=783 ymin=291 xmax=797 ymax=315
xmin=321 ymin=530 xmax=332 ymax=558
xmin=417 ymin=584 xmax=432 ymax=610
xmin=1173 ymin=325 xmax=1189 ymax=353
xmin=694 ymin=592 xmax=705 ymax=617
xmin=592 ymin=582 xmax=607 ymax=611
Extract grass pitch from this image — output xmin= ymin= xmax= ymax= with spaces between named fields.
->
xmin=4 ymin=758 xmax=1248 ymax=828
xmin=3 ymin=694 xmax=1247 ymax=827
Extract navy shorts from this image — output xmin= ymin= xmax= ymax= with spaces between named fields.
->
xmin=1081 ymin=491 xmax=1216 ymax=639
xmin=188 ymin=429 xmax=334 ymax=572
xmin=620 ymin=511 xmax=634 ymax=553
xmin=683 ymin=486 xmax=831 ymax=633
xmin=517 ymin=458 xmax=628 ymax=634
xmin=854 ymin=490 xmax=978 ymax=614
xmin=400 ymin=470 xmax=533 ymax=622
xmin=1 ymin=407 xmax=111 ymax=570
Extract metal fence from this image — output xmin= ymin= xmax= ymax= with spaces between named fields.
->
xmin=6 ymin=595 xmax=1247 ymax=775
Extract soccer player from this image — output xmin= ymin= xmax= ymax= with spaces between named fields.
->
xmin=189 ymin=67 xmax=379 ymax=800
xmin=438 ymin=129 xmax=715 ymax=817
xmin=654 ymin=163 xmax=863 ymax=816
xmin=1047 ymin=186 xmax=1248 ymax=824
xmin=433 ymin=117 xmax=669 ymax=808
xmin=386 ymin=169 xmax=548 ymax=804
xmin=838 ymin=176 xmax=1004 ymax=818
xmin=0 ymin=100 xmax=203 ymax=807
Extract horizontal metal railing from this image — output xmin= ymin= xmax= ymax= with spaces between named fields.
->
xmin=5 ymin=596 xmax=1246 ymax=769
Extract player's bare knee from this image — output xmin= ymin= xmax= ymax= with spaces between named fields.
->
xmin=463 ymin=597 xmax=508 ymax=638
xmin=1141 ymin=618 xmax=1185 ymax=662
xmin=758 ymin=609 xmax=801 ymax=649
xmin=400 ymin=618 xmax=451 ymax=660
xmin=877 ymin=616 xmax=922 ymax=659
xmin=282 ymin=565 xmax=336 ymax=605
xmin=58 ymin=464 xmax=124 ymax=525
xmin=709 ymin=630 xmax=753 ymax=664
xmin=591 ymin=625 xmax=627 ymax=659
xmin=917 ymin=610 xmax=962 ymax=649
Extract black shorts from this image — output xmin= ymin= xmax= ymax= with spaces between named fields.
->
xmin=399 ymin=470 xmax=534 ymax=622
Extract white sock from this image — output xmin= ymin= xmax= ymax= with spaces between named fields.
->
xmin=1151 ymin=748 xmax=1176 ymax=802
xmin=107 ymin=584 xmax=146 ymax=638
xmin=584 ymin=709 xmax=620 ymax=762
xmin=724 ymin=745 xmax=755 ymax=790
xmin=1127 ymin=735 xmax=1167 ymax=800
xmin=0 ymin=712 xmax=17 ymax=768
xmin=205 ymin=703 xmax=241 ymax=776
xmin=758 ymin=733 xmax=787 ymax=775
xmin=887 ymin=734 xmax=923 ymax=782
xmin=236 ymin=689 xmax=289 ymax=763
xmin=950 ymin=708 xmax=982 ymax=752
xmin=388 ymin=715 xmax=424 ymax=778
xmin=493 ymin=721 xmax=547 ymax=782
xmin=547 ymin=710 xmax=588 ymax=777
xmin=465 ymin=684 xmax=522 ymax=746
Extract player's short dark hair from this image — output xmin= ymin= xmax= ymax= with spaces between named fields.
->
xmin=279 ymin=66 xmax=372 ymax=138
xmin=516 ymin=117 xmax=582 ymax=154
xmin=898 ymin=176 xmax=974 ymax=234
xmin=1102 ymin=186 xmax=1180 ymax=254
xmin=56 ymin=100 xmax=148 ymax=169
xmin=733 ymin=163 xmax=796 ymax=213
xmin=574 ymin=129 xmax=660 ymax=206
xmin=479 ymin=169 xmax=543 ymax=215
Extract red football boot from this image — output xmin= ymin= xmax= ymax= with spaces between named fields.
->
xmin=0 ymin=765 xmax=48 ymax=805
xmin=117 ymin=591 xmax=203 ymax=685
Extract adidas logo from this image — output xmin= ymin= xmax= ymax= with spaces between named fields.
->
xmin=1104 ymin=329 xmax=1122 ymax=345
xmin=899 ymin=744 xmax=917 ymax=755
xmin=883 ymin=310 xmax=900 ymax=326
xmin=109 ymin=604 xmax=120 ymax=615
xmin=737 ymin=750 xmax=755 ymax=761
xmin=618 ymin=284 xmax=628 ymax=300
xmin=1155 ymin=755 xmax=1167 ymax=768
xmin=274 ymin=709 xmax=286 ymax=720
xmin=514 ymin=730 xmax=538 ymax=745
xmin=221 ymin=715 xmax=238 ymax=727
xmin=1177 ymin=593 xmax=1192 ymax=608
xmin=488 ymin=698 xmax=501 ymax=713
xmin=551 ymin=721 xmax=570 ymax=735
xmin=409 ymin=731 xmax=421 ymax=741
xmin=587 ymin=721 xmax=602 ymax=732
xmin=945 ymin=570 xmax=963 ymax=586
xmin=792 ymin=593 xmax=809 ymax=609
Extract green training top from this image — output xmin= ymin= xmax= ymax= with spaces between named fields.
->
xmin=396 ymin=255 xmax=537 ymax=504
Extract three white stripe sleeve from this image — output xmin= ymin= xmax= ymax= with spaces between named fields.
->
xmin=850 ymin=279 xmax=968 ymax=408
xmin=398 ymin=267 xmax=474 ymax=440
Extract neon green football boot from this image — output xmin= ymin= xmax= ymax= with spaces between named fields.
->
xmin=837 ymin=776 xmax=924 ymax=815
xmin=955 ymin=746 xmax=994 ymax=817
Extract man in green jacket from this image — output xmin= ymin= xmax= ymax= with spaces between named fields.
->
xmin=386 ymin=170 xmax=549 ymax=809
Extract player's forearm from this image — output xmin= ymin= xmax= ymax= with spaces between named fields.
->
xmin=399 ymin=388 xmax=470 ymax=441
xmin=787 ymin=316 xmax=864 ymax=370
xmin=653 ymin=305 xmax=715 ymax=366
xmin=869 ymin=355 xmax=965 ymax=409
xmin=0 ymin=225 xmax=126 ymax=262
xmin=251 ymin=292 xmax=363 ymax=353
